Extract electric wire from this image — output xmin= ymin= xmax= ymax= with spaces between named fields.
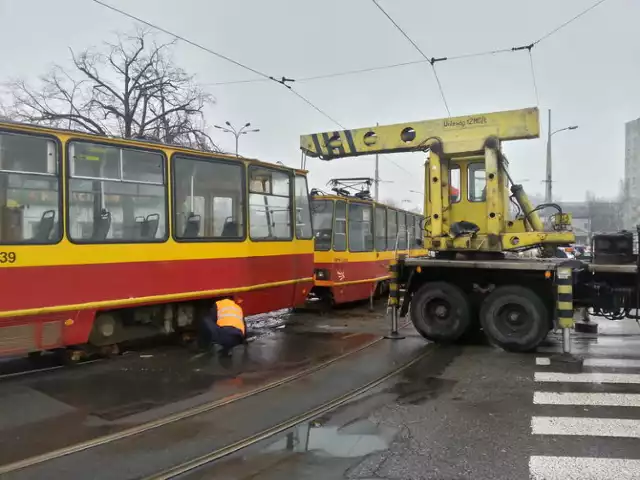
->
xmin=533 ymin=0 xmax=610 ymax=45
xmin=528 ymin=49 xmax=540 ymax=106
xmin=91 ymin=0 xmax=346 ymax=132
xmin=370 ymin=0 xmax=451 ymax=116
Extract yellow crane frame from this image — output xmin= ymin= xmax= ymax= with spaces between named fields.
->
xmin=301 ymin=107 xmax=574 ymax=253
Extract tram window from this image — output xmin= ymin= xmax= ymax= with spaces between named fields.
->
xmin=173 ymin=155 xmax=244 ymax=240
xmin=348 ymin=203 xmax=373 ymax=252
xmin=386 ymin=209 xmax=397 ymax=250
xmin=311 ymin=199 xmax=333 ymax=251
xmin=406 ymin=214 xmax=415 ymax=249
xmin=468 ymin=163 xmax=486 ymax=202
xmin=333 ymin=200 xmax=347 ymax=251
xmin=449 ymin=166 xmax=461 ymax=203
xmin=374 ymin=206 xmax=386 ymax=251
xmin=295 ymin=175 xmax=313 ymax=240
xmin=0 ymin=131 xmax=60 ymax=244
xmin=249 ymin=167 xmax=292 ymax=240
xmin=415 ymin=215 xmax=423 ymax=247
xmin=68 ymin=141 xmax=167 ymax=243
xmin=397 ymin=212 xmax=407 ymax=250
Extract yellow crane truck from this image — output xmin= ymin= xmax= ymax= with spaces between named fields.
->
xmin=301 ymin=107 xmax=639 ymax=353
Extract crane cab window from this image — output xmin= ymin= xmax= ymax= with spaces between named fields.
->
xmin=0 ymin=131 xmax=60 ymax=244
xmin=68 ymin=141 xmax=167 ymax=243
xmin=374 ymin=206 xmax=386 ymax=251
xmin=311 ymin=199 xmax=333 ymax=251
xmin=294 ymin=175 xmax=313 ymax=240
xmin=468 ymin=163 xmax=486 ymax=202
xmin=173 ymin=155 xmax=244 ymax=241
xmin=348 ymin=203 xmax=373 ymax=252
xmin=249 ymin=167 xmax=292 ymax=240
xmin=333 ymin=200 xmax=347 ymax=251
xmin=449 ymin=166 xmax=461 ymax=203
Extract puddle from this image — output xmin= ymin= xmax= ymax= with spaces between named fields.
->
xmin=186 ymin=418 xmax=398 ymax=480
xmin=262 ymin=418 xmax=398 ymax=458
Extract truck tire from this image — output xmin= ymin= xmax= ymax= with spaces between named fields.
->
xmin=480 ymin=285 xmax=548 ymax=352
xmin=410 ymin=282 xmax=471 ymax=343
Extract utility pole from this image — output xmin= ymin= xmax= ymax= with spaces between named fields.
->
xmin=213 ymin=121 xmax=260 ymax=157
xmin=544 ymin=109 xmax=579 ymax=204
xmin=374 ymin=123 xmax=380 ymax=201
xmin=545 ymin=109 xmax=552 ymax=203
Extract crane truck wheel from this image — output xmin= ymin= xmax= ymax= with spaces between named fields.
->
xmin=479 ymin=285 xmax=548 ymax=352
xmin=410 ymin=282 xmax=471 ymax=343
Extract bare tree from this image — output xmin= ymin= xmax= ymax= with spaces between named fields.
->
xmin=2 ymin=29 xmax=219 ymax=151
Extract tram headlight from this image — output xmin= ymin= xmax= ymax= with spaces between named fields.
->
xmin=314 ymin=268 xmax=330 ymax=280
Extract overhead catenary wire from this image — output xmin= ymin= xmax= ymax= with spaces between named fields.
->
xmin=370 ymin=0 xmax=451 ymax=116
xmin=533 ymin=0 xmax=610 ymax=45
xmin=203 ymin=0 xmax=610 ymax=94
xmin=528 ymin=49 xmax=540 ymax=106
xmin=91 ymin=0 xmax=345 ymax=131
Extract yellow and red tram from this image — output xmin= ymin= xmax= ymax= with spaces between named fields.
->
xmin=0 ymin=121 xmax=314 ymax=357
xmin=309 ymin=191 xmax=427 ymax=306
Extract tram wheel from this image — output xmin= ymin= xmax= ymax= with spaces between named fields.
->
xmin=479 ymin=285 xmax=548 ymax=352
xmin=410 ymin=282 xmax=471 ymax=343
xmin=89 ymin=313 xmax=123 ymax=346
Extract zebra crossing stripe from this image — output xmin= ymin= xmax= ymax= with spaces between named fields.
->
xmin=529 ymin=456 xmax=640 ymax=480
xmin=536 ymin=357 xmax=640 ymax=368
xmin=535 ymin=372 xmax=640 ymax=384
xmin=532 ymin=416 xmax=640 ymax=438
xmin=534 ymin=391 xmax=640 ymax=407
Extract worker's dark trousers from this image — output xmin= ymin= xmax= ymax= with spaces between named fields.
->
xmin=200 ymin=315 xmax=244 ymax=354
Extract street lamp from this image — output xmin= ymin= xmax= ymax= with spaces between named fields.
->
xmin=545 ymin=109 xmax=578 ymax=203
xmin=213 ymin=121 xmax=260 ymax=157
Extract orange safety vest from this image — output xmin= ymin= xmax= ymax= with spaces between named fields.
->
xmin=216 ymin=299 xmax=245 ymax=334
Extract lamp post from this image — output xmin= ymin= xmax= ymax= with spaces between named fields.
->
xmin=545 ymin=110 xmax=578 ymax=203
xmin=214 ymin=121 xmax=260 ymax=157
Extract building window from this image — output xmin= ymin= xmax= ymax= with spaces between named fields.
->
xmin=0 ymin=131 xmax=60 ymax=244
xmin=374 ymin=205 xmax=386 ymax=251
xmin=68 ymin=141 xmax=167 ymax=242
xmin=173 ymin=155 xmax=244 ymax=240
xmin=468 ymin=163 xmax=486 ymax=202
xmin=348 ymin=203 xmax=373 ymax=252
xmin=249 ymin=167 xmax=292 ymax=240
xmin=311 ymin=199 xmax=333 ymax=251
xmin=295 ymin=175 xmax=313 ymax=239
xmin=333 ymin=200 xmax=347 ymax=251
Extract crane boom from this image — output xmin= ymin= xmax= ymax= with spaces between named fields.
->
xmin=300 ymin=107 xmax=539 ymax=160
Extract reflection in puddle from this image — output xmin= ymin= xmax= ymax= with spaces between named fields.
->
xmin=263 ymin=418 xmax=397 ymax=458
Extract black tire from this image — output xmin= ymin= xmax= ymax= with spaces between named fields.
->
xmin=480 ymin=285 xmax=548 ymax=352
xmin=410 ymin=282 xmax=471 ymax=343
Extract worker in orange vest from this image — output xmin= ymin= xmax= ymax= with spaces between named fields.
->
xmin=199 ymin=298 xmax=247 ymax=357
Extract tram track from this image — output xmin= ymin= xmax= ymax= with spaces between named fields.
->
xmin=146 ymin=347 xmax=431 ymax=480
xmin=0 ymin=321 xmax=411 ymax=477
xmin=0 ymin=357 xmax=104 ymax=381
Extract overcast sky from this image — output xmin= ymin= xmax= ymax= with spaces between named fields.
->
xmin=1 ymin=0 xmax=638 ymax=207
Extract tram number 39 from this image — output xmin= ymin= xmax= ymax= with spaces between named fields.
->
xmin=0 ymin=252 xmax=16 ymax=264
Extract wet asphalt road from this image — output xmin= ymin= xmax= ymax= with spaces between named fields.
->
xmin=188 ymin=318 xmax=640 ymax=480
xmin=3 ymin=303 xmax=640 ymax=480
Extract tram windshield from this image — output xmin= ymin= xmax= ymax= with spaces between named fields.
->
xmin=311 ymin=199 xmax=334 ymax=251
xmin=0 ymin=131 xmax=60 ymax=244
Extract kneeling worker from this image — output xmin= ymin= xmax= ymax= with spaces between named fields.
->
xmin=200 ymin=298 xmax=247 ymax=357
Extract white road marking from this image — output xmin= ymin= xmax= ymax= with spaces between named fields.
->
xmin=534 ymin=391 xmax=640 ymax=407
xmin=584 ymin=358 xmax=640 ymax=369
xmin=536 ymin=357 xmax=551 ymax=366
xmin=529 ymin=456 xmax=640 ymax=480
xmin=532 ymin=416 xmax=640 ymax=438
xmin=535 ymin=372 xmax=640 ymax=384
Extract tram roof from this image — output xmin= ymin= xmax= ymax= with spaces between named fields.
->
xmin=310 ymin=193 xmax=423 ymax=216
xmin=0 ymin=119 xmax=308 ymax=175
